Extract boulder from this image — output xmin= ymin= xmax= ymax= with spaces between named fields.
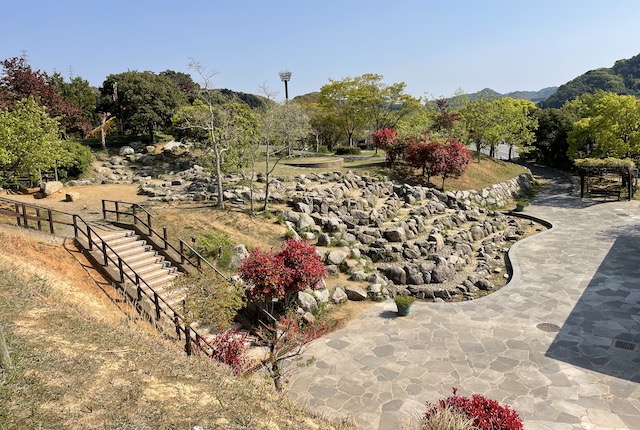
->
xmin=344 ymin=285 xmax=367 ymax=301
xmin=314 ymin=288 xmax=330 ymax=303
xmin=119 ymin=146 xmax=135 ymax=156
xmin=384 ymin=266 xmax=406 ymax=285
xmin=383 ymin=227 xmax=406 ymax=243
xmin=229 ymin=244 xmax=249 ymax=269
xmin=431 ymin=264 xmax=450 ymax=283
xmin=65 ymin=192 xmax=80 ymax=202
xmin=42 ymin=181 xmax=63 ymax=196
xmin=297 ymin=213 xmax=315 ymax=230
xmin=297 ymin=291 xmax=318 ymax=313
xmin=316 ymin=233 xmax=331 ymax=247
xmin=470 ymin=225 xmax=485 ymax=241
xmin=368 ymin=283 xmax=386 ymax=301
xmin=332 ymin=287 xmax=348 ymax=304
xmin=326 ymin=250 xmax=347 ymax=265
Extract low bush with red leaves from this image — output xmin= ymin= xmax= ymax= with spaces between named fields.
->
xmin=424 ymin=388 xmax=523 ymax=430
xmin=210 ymin=328 xmax=252 ymax=375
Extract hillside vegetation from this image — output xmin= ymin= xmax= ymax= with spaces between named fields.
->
xmin=0 ymin=229 xmax=358 ymax=430
xmin=540 ymin=52 xmax=640 ymax=108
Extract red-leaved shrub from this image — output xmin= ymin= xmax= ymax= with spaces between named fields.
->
xmin=424 ymin=387 xmax=523 ymax=430
xmin=210 ymin=328 xmax=252 ymax=375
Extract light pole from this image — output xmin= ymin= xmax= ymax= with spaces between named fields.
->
xmin=279 ymin=70 xmax=292 ymax=101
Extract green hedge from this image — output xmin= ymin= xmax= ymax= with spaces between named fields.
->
xmin=334 ymin=146 xmax=361 ymax=155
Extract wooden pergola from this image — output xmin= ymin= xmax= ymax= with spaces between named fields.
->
xmin=576 ymin=158 xmax=638 ymax=201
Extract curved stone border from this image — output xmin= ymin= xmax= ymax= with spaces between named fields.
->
xmin=451 ymin=172 xmax=534 ymax=208
xmin=500 ymin=212 xmax=554 ymax=300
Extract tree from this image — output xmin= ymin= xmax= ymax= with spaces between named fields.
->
xmin=459 ymin=98 xmax=494 ymax=162
xmin=440 ymin=139 xmax=472 ymax=190
xmin=99 ymin=70 xmax=186 ymax=142
xmin=405 ymin=136 xmax=443 ymax=184
xmin=357 ymin=73 xmax=421 ymax=140
xmin=49 ymin=73 xmax=98 ymax=128
xmin=0 ymin=97 xmax=60 ymax=182
xmin=0 ymin=57 xmax=88 ymax=135
xmin=373 ymin=128 xmax=407 ymax=167
xmin=567 ymin=91 xmax=640 ymax=160
xmin=499 ymin=98 xmax=538 ymax=160
xmin=531 ymin=107 xmax=575 ymax=168
xmin=259 ymin=100 xmax=310 ymax=212
xmin=318 ymin=76 xmax=366 ymax=147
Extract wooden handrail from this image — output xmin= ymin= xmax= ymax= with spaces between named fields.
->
xmin=0 ymin=196 xmax=214 ymax=357
xmin=100 ymin=199 xmax=229 ymax=283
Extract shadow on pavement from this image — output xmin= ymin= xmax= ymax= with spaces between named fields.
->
xmin=545 ymin=235 xmax=640 ymax=383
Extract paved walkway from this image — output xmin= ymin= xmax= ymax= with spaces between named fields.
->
xmin=288 ymin=166 xmax=640 ymax=430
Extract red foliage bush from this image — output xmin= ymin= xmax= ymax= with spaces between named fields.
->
xmin=424 ymin=387 xmax=523 ymax=430
xmin=210 ymin=328 xmax=251 ymax=375
xmin=239 ymin=239 xmax=325 ymax=304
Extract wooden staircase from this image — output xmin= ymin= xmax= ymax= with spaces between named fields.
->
xmin=87 ymin=222 xmax=220 ymax=347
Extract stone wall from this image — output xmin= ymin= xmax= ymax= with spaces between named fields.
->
xmin=450 ymin=171 xmax=534 ymax=208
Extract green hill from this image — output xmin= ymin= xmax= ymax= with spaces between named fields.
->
xmin=539 ymin=52 xmax=640 ymax=108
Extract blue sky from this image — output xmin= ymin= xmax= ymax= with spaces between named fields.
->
xmin=2 ymin=0 xmax=640 ymax=100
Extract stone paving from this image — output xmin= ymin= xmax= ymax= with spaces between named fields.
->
xmin=288 ymin=166 xmax=640 ymax=430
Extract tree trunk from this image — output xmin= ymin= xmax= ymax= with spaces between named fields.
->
xmin=272 ymin=361 xmax=283 ymax=392
xmin=0 ymin=324 xmax=11 ymax=369
xmin=214 ymin=144 xmax=224 ymax=209
xmin=442 ymin=176 xmax=446 ymax=191
xmin=100 ymin=113 xmax=107 ymax=150
xmin=508 ymin=145 xmax=513 ymax=161
xmin=149 ymin=123 xmax=156 ymax=144
xmin=475 ymin=142 xmax=482 ymax=163
xmin=263 ymin=143 xmax=271 ymax=212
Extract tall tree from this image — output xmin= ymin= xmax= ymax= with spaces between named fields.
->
xmin=0 ymin=57 xmax=88 ymax=135
xmin=531 ymin=108 xmax=575 ymax=168
xmin=318 ymin=76 xmax=366 ymax=147
xmin=99 ymin=70 xmax=186 ymax=142
xmin=567 ymin=91 xmax=640 ymax=160
xmin=0 ymin=97 xmax=60 ymax=182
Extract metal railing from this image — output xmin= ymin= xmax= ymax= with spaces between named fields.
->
xmin=101 ymin=199 xmax=231 ymax=283
xmin=0 ymin=196 xmax=213 ymax=357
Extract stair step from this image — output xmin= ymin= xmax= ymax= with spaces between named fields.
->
xmin=106 ymin=244 xmax=154 ymax=259
xmin=125 ymin=254 xmax=165 ymax=268
xmin=94 ymin=230 xmax=134 ymax=242
xmin=124 ymin=265 xmax=174 ymax=280
xmin=100 ymin=234 xmax=141 ymax=248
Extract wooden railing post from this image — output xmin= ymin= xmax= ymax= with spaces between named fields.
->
xmin=179 ymin=240 xmax=185 ymax=264
xmin=87 ymin=227 xmax=93 ymax=251
xmin=48 ymin=209 xmax=54 ymax=234
xmin=101 ymin=200 xmax=106 ymax=220
xmin=102 ymin=241 xmax=108 ymax=266
xmin=118 ymin=257 xmax=124 ymax=282
xmin=72 ymin=215 xmax=78 ymax=239
xmin=154 ymin=292 xmax=161 ymax=321
xmin=21 ymin=203 xmax=27 ymax=229
xmin=163 ymin=227 xmax=168 ymax=250
xmin=147 ymin=213 xmax=152 ymax=235
xmin=132 ymin=205 xmax=137 ymax=225
xmin=174 ymin=313 xmax=181 ymax=339
xmin=14 ymin=203 xmax=20 ymax=226
xmin=185 ymin=328 xmax=192 ymax=356
xmin=115 ymin=201 xmax=120 ymax=222
xmin=36 ymin=208 xmax=42 ymax=231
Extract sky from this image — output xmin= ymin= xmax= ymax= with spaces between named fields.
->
xmin=2 ymin=0 xmax=640 ymax=101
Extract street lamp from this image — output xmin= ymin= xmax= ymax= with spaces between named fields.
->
xmin=279 ymin=70 xmax=292 ymax=101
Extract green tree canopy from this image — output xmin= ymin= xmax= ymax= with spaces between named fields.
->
xmin=567 ymin=91 xmax=640 ymax=160
xmin=0 ymin=97 xmax=61 ymax=178
xmin=99 ymin=71 xmax=187 ymax=141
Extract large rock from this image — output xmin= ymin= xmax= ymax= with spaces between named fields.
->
xmin=344 ymin=285 xmax=367 ymax=301
xmin=316 ymin=233 xmax=331 ymax=247
xmin=65 ymin=192 xmax=80 ymax=202
xmin=470 ymin=225 xmax=485 ymax=241
xmin=119 ymin=146 xmax=135 ymax=156
xmin=384 ymin=227 xmax=406 ymax=242
xmin=384 ymin=266 xmax=407 ymax=285
xmin=42 ymin=181 xmax=63 ymax=196
xmin=326 ymin=250 xmax=347 ymax=265
xmin=428 ymin=232 xmax=445 ymax=251
xmin=431 ymin=263 xmax=451 ymax=283
xmin=332 ymin=287 xmax=348 ymax=304
xmin=314 ymin=288 xmax=330 ymax=303
xmin=297 ymin=213 xmax=315 ymax=230
xmin=297 ymin=291 xmax=318 ymax=313
xmin=229 ymin=244 xmax=249 ymax=269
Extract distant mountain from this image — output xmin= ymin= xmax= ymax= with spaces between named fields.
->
xmin=464 ymin=87 xmax=558 ymax=103
xmin=539 ymin=52 xmax=640 ymax=108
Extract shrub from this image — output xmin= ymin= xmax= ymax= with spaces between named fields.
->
xmin=334 ymin=146 xmax=361 ymax=155
xmin=239 ymin=238 xmax=325 ymax=308
xmin=57 ymin=140 xmax=93 ymax=180
xmin=424 ymin=388 xmax=523 ymax=430
xmin=394 ymin=295 xmax=416 ymax=307
xmin=194 ymin=231 xmax=233 ymax=270
xmin=419 ymin=407 xmax=475 ymax=430
xmin=210 ymin=328 xmax=252 ymax=375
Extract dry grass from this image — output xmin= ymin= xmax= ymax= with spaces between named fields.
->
xmin=0 ymin=229 xmax=360 ymax=430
